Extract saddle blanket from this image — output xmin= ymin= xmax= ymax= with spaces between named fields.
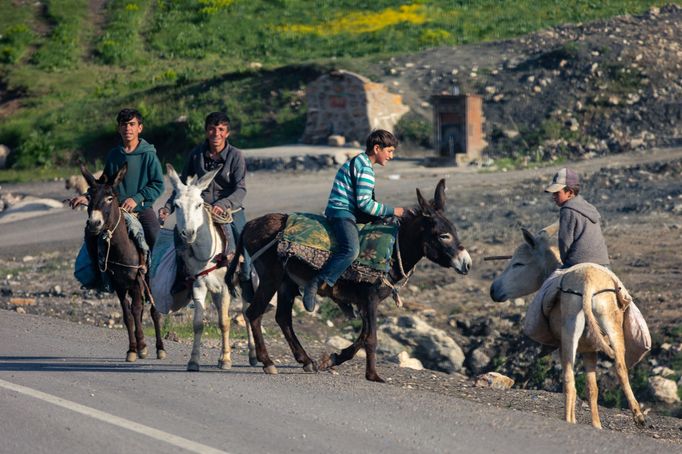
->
xmin=277 ymin=212 xmax=399 ymax=283
xmin=523 ymin=263 xmax=651 ymax=368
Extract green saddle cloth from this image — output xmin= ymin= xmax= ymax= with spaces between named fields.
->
xmin=278 ymin=213 xmax=398 ymax=282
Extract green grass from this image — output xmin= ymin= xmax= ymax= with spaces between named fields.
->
xmin=31 ymin=0 xmax=90 ymax=70
xmin=0 ymin=0 xmax=667 ymax=177
xmin=144 ymin=314 xmax=251 ymax=341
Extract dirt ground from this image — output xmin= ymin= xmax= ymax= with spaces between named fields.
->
xmin=1 ymin=146 xmax=682 ymax=444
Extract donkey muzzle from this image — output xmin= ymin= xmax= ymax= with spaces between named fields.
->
xmin=86 ymin=211 xmax=104 ymax=234
xmin=452 ymin=249 xmax=472 ymax=275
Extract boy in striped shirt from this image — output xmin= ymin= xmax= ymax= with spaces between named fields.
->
xmin=303 ymin=129 xmax=406 ymax=311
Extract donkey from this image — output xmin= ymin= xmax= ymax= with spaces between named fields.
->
xmin=81 ymin=163 xmax=166 ymax=362
xmin=166 ymin=164 xmax=255 ymax=371
xmin=489 ymin=225 xmax=645 ymax=428
xmin=226 ymin=179 xmax=472 ymax=382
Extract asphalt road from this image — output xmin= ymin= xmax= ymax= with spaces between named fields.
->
xmin=0 ymin=311 xmax=670 ymax=454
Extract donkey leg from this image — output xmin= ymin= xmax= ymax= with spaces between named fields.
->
xmin=131 ymin=287 xmax=148 ymax=359
xmin=561 ymin=309 xmax=584 ymax=424
xmin=604 ymin=323 xmax=645 ymax=426
xmin=320 ymin=305 xmax=367 ymax=371
xmin=187 ymin=285 xmax=207 ymax=372
xmin=275 ymin=278 xmax=316 ymax=372
xmin=246 ymin=277 xmax=279 ymax=374
xmin=583 ymin=352 xmax=602 ymax=429
xmin=116 ymin=289 xmax=137 ymax=362
xmin=215 ymin=289 xmax=232 ymax=370
xmin=363 ymin=300 xmax=384 ymax=383
xmin=149 ymin=303 xmax=167 ymax=359
xmin=242 ymin=300 xmax=257 ymax=367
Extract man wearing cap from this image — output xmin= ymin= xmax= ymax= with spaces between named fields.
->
xmin=545 ymin=167 xmax=609 ymax=268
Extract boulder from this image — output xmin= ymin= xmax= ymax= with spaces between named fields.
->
xmin=0 ymin=145 xmax=10 ymax=169
xmin=475 ymin=372 xmax=515 ymax=389
xmin=648 ymin=376 xmax=680 ymax=404
xmin=379 ymin=314 xmax=465 ymax=373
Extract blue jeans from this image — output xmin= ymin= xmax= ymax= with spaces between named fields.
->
xmin=318 ymin=217 xmax=360 ymax=286
xmin=228 ymin=209 xmax=252 ymax=282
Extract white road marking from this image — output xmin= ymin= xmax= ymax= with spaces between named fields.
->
xmin=0 ymin=378 xmax=229 ymax=454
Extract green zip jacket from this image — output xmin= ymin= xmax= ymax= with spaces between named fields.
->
xmin=103 ymin=138 xmax=165 ymax=212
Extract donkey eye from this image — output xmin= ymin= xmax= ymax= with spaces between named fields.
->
xmin=105 ymin=196 xmax=114 ymax=203
xmin=439 ymin=233 xmax=453 ymax=243
xmin=195 ymin=203 xmax=202 ymax=209
xmin=512 ymin=262 xmax=524 ymax=268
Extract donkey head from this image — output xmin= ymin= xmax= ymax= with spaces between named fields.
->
xmin=166 ymin=164 xmax=219 ymax=244
xmin=81 ymin=163 xmax=126 ymax=235
xmin=413 ymin=179 xmax=471 ymax=275
xmin=489 ymin=224 xmax=561 ymax=302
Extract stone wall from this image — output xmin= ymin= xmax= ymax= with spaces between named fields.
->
xmin=302 ymin=70 xmax=409 ymax=144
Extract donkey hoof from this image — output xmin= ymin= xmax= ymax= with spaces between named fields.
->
xmin=248 ymin=355 xmax=258 ymax=367
xmin=263 ymin=365 xmax=278 ymax=375
xmin=187 ymin=362 xmax=200 ymax=372
xmin=157 ymin=349 xmax=167 ymax=360
xmin=126 ymin=352 xmax=138 ymax=362
xmin=634 ymin=413 xmax=645 ymax=426
xmin=137 ymin=346 xmax=149 ymax=359
xmin=365 ymin=373 xmax=385 ymax=383
xmin=218 ymin=359 xmax=232 ymax=370
xmin=303 ymin=361 xmax=317 ymax=373
xmin=317 ymin=352 xmax=334 ymax=371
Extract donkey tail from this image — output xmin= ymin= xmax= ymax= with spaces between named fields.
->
xmin=582 ymin=282 xmax=615 ymax=358
xmin=225 ymin=234 xmax=243 ymax=294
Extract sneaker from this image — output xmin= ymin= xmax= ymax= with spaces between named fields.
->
xmin=302 ymin=278 xmax=320 ymax=312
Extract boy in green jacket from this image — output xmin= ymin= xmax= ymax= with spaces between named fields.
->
xmin=70 ymin=109 xmax=165 ymax=288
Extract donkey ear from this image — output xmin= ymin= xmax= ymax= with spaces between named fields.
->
xmin=112 ymin=163 xmax=128 ymax=187
xmin=196 ymin=169 xmax=220 ymax=192
xmin=416 ymin=187 xmax=433 ymax=216
xmin=433 ymin=178 xmax=446 ymax=211
xmin=540 ymin=222 xmax=559 ymax=237
xmin=521 ymin=227 xmax=536 ymax=248
xmin=166 ymin=163 xmax=183 ymax=191
xmin=79 ymin=162 xmax=98 ymax=189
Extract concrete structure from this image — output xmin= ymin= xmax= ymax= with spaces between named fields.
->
xmin=431 ymin=95 xmax=486 ymax=165
xmin=302 ymin=70 xmax=409 ymax=144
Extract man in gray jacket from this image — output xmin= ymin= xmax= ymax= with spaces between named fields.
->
xmin=545 ymin=167 xmax=609 ymax=268
xmin=159 ymin=112 xmax=253 ymax=299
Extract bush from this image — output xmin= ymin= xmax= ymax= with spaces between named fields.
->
xmin=394 ymin=113 xmax=433 ymax=149
xmin=14 ymin=130 xmax=57 ymax=169
xmin=0 ymin=23 xmax=33 ymax=63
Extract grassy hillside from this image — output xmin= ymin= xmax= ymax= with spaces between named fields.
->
xmin=0 ymin=0 xmax=666 ymax=177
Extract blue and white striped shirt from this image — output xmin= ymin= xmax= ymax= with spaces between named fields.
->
xmin=324 ymin=153 xmax=394 ymax=220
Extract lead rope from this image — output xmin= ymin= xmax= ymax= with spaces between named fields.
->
xmin=98 ymin=208 xmax=154 ymax=306
xmin=381 ymin=230 xmax=418 ymax=309
xmin=99 ymin=208 xmax=123 ymax=273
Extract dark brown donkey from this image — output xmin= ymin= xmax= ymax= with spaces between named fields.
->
xmin=81 ymin=163 xmax=166 ymax=362
xmin=226 ymin=179 xmax=471 ymax=382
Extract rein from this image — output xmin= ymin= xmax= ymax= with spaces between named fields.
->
xmin=183 ymin=205 xmax=231 ymax=282
xmin=99 ymin=208 xmax=143 ymax=273
xmin=98 ymin=207 xmax=155 ymax=306
xmin=382 ymin=220 xmax=419 ymax=308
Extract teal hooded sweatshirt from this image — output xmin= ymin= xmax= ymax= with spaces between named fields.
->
xmin=103 ymin=138 xmax=165 ymax=212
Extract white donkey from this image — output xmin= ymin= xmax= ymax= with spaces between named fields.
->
xmin=489 ymin=225 xmax=645 ymax=429
xmin=167 ymin=164 xmax=255 ymax=371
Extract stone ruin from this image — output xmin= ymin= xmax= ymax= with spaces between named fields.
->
xmin=301 ymin=70 xmax=409 ymax=145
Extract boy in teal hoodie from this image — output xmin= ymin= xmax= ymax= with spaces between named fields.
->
xmin=70 ymin=109 xmax=164 ymax=288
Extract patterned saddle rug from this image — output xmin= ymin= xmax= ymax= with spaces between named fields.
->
xmin=276 ymin=213 xmax=399 ymax=283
